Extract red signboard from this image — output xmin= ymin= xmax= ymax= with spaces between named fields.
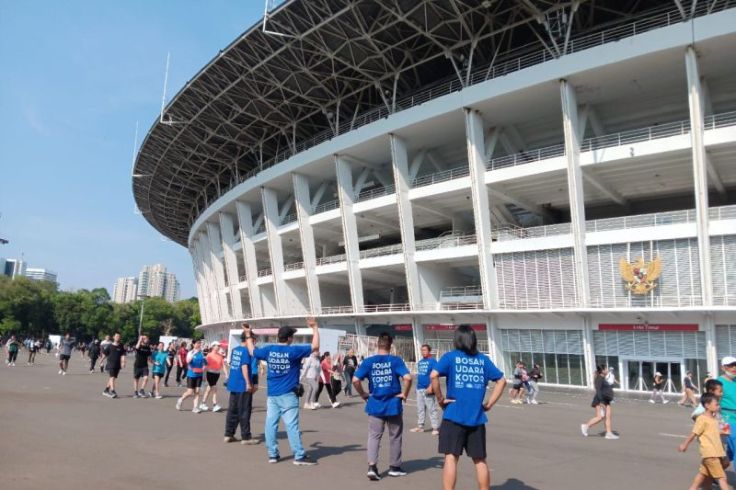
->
xmin=393 ymin=325 xmax=413 ymax=332
xmin=598 ymin=323 xmax=699 ymax=332
xmin=425 ymin=324 xmax=486 ymax=332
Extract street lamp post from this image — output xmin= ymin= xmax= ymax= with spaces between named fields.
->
xmin=137 ymin=295 xmax=148 ymax=337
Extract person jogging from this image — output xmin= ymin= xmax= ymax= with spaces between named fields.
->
xmin=353 ymin=332 xmax=413 ymax=481
xmin=243 ymin=319 xmax=319 ymax=466
xmin=201 ymin=341 xmax=225 ymax=412
xmin=99 ymin=335 xmax=112 ymax=373
xmin=411 ymin=344 xmax=440 ymax=435
xmin=224 ymin=331 xmax=260 ymax=445
xmin=430 ymin=325 xmax=506 ymax=490
xmin=132 ymin=335 xmax=153 ymax=398
xmin=27 ymin=338 xmax=39 ymax=366
xmin=102 ymin=333 xmax=126 ymax=398
xmin=88 ymin=340 xmax=101 ymax=373
xmin=176 ymin=340 xmax=207 ymax=413
xmin=175 ymin=341 xmax=189 ymax=387
xmin=151 ymin=342 xmax=170 ymax=399
xmin=58 ymin=333 xmax=75 ymax=375
xmin=5 ymin=335 xmax=19 ymax=366
xmin=164 ymin=342 xmax=176 ymax=387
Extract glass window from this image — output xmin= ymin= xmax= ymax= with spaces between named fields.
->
xmin=544 ymin=353 xmax=558 ymax=385
xmin=568 ymin=354 xmax=585 ymax=386
xmin=557 ymin=354 xmax=570 ymax=385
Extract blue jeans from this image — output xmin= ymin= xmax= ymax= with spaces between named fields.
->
xmin=265 ymin=392 xmax=304 ymax=459
xmin=727 ymin=432 xmax=736 ymax=462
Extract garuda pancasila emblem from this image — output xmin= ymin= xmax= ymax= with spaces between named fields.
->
xmin=619 ymin=256 xmax=662 ymax=295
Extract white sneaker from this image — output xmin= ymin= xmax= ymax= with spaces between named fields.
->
xmin=58 ymin=370 xmax=63 ymax=375
xmin=605 ymin=432 xmax=619 ymax=440
xmin=531 ymin=400 xmax=538 ymax=405
xmin=199 ymin=404 xmax=209 ymax=412
xmin=313 ymin=403 xmax=321 ymax=409
xmin=212 ymin=404 xmax=222 ymax=412
xmin=192 ymin=407 xmax=202 ymax=414
xmin=62 ymin=371 xmax=66 ymax=375
xmin=663 ymin=400 xmax=669 ymax=404
xmin=580 ymin=424 xmax=588 ymax=437
xmin=649 ymin=399 xmax=655 ymax=404
xmin=331 ymin=402 xmax=341 ymax=408
xmin=175 ymin=399 xmax=182 ymax=411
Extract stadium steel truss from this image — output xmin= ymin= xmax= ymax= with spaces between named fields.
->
xmin=132 ymin=0 xmax=732 ymax=246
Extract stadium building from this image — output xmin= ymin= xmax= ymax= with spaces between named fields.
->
xmin=133 ymin=0 xmax=736 ymax=392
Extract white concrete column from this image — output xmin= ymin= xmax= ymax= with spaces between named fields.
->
xmin=235 ymin=201 xmax=263 ymax=318
xmin=335 ymin=155 xmax=365 ymax=311
xmin=686 ymin=46 xmax=713 ymax=306
xmin=261 ymin=187 xmax=287 ymax=315
xmin=190 ymin=246 xmax=211 ymax=324
xmin=560 ymin=80 xmax=591 ymax=307
xmin=206 ymin=222 xmax=231 ymax=319
xmin=219 ymin=212 xmax=244 ymax=319
xmin=704 ymin=315 xmax=718 ymax=376
xmin=195 ymin=234 xmax=222 ymax=321
xmin=580 ymin=314 xmax=596 ymax=389
xmin=390 ymin=134 xmax=422 ymax=310
xmin=486 ymin=316 xmax=503 ymax=367
xmin=292 ymin=173 xmax=322 ymax=314
xmin=412 ymin=318 xmax=425 ymax=364
xmin=465 ymin=109 xmax=499 ymax=309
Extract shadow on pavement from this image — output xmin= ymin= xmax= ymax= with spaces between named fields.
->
xmin=493 ymin=478 xmax=540 ymax=489
xmin=403 ymin=456 xmax=444 ymax=472
xmin=308 ymin=441 xmax=363 ymax=460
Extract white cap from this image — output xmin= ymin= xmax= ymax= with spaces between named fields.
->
xmin=655 ymin=372 xmax=662 ymax=377
xmin=210 ymin=341 xmax=220 ymax=348
xmin=722 ymin=356 xmax=736 ymax=366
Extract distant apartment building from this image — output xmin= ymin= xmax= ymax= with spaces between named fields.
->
xmin=25 ymin=267 xmax=58 ymax=283
xmin=137 ymin=264 xmax=180 ymax=303
xmin=112 ymin=276 xmax=138 ymax=304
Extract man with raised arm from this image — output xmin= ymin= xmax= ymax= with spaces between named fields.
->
xmin=243 ymin=318 xmax=319 ymax=466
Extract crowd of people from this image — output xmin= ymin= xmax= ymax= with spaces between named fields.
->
xmin=5 ymin=326 xmax=736 ymax=489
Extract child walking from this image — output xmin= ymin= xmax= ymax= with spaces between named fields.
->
xmin=679 ymin=393 xmax=730 ymax=490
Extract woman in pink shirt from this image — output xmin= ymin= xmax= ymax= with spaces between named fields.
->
xmin=316 ymin=352 xmax=340 ymax=408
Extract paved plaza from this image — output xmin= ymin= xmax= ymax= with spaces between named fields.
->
xmin=0 ymin=353 xmax=723 ymax=489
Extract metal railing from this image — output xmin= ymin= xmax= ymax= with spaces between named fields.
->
xmin=257 ymin=268 xmax=272 ymax=278
xmin=361 ymin=303 xmax=412 ymax=313
xmin=411 ymin=165 xmax=469 ymax=189
xmin=212 ymin=3 xmax=716 ymax=205
xmin=254 ymin=224 xmax=266 ymax=235
xmin=488 ymin=110 xmax=736 ymax=171
xmin=316 ymin=253 xmax=346 ymax=266
xmin=284 ymin=261 xmax=304 ymax=272
xmin=320 ymin=305 xmax=354 ymax=315
xmin=710 ymin=205 xmax=736 ymax=221
xmin=495 ymin=223 xmax=572 ymax=241
xmin=440 ymin=285 xmax=483 ymax=298
xmin=415 ymin=233 xmax=477 ymax=251
xmin=360 ymin=243 xmax=403 ymax=259
xmin=281 ymin=213 xmax=298 ymax=225
xmin=313 ymin=199 xmax=339 ymax=215
xmin=356 ymin=185 xmax=395 ymax=202
xmin=239 ymin=274 xmax=247 ymax=283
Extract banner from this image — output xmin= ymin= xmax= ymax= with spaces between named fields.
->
xmin=598 ymin=323 xmax=698 ymax=332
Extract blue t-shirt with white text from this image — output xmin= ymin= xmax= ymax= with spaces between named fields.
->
xmin=227 ymin=346 xmax=252 ymax=393
xmin=416 ymin=357 xmax=438 ymax=390
xmin=254 ymin=344 xmax=312 ymax=396
xmin=354 ymin=354 xmax=410 ymax=417
xmin=433 ymin=350 xmax=503 ymax=427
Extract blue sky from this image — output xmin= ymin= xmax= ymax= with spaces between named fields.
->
xmin=0 ymin=1 xmax=268 ymax=298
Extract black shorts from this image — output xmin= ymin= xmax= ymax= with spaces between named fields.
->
xmin=60 ymin=354 xmax=71 ymax=361
xmin=206 ymin=372 xmax=220 ymax=387
xmin=134 ymin=367 xmax=149 ymax=379
xmin=438 ymin=419 xmax=486 ymax=459
xmin=187 ymin=376 xmax=203 ymax=390
xmin=107 ymin=367 xmax=121 ymax=379
xmin=152 ymin=371 xmax=165 ymax=378
xmin=592 ymin=396 xmax=613 ymax=407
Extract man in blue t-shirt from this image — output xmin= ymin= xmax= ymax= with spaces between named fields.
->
xmin=353 ymin=332 xmax=412 ymax=481
xmin=431 ymin=325 xmax=505 ymax=490
xmin=244 ymin=319 xmax=319 ymax=466
xmin=224 ymin=333 xmax=260 ymax=445
xmin=410 ymin=344 xmax=440 ymax=435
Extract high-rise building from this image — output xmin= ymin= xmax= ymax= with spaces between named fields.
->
xmin=112 ymin=276 xmax=138 ymax=304
xmin=137 ymin=264 xmax=179 ymax=303
xmin=25 ymin=268 xmax=58 ymax=283
xmin=0 ymin=258 xmax=27 ymax=279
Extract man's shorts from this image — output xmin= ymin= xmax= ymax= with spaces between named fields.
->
xmin=438 ymin=419 xmax=486 ymax=459
xmin=699 ymin=457 xmax=729 ymax=480
xmin=133 ymin=367 xmax=149 ymax=379
xmin=187 ymin=376 xmax=203 ymax=390
xmin=60 ymin=354 xmax=71 ymax=361
xmin=107 ymin=367 xmax=121 ymax=379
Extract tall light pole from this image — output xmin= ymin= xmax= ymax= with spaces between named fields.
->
xmin=137 ymin=295 xmax=148 ymax=337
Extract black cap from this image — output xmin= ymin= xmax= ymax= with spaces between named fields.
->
xmin=278 ymin=326 xmax=297 ymax=342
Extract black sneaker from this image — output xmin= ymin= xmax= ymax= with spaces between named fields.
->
xmin=102 ymin=388 xmax=111 ymax=398
xmin=293 ymin=455 xmax=317 ymax=466
xmin=268 ymin=455 xmax=280 ymax=464
xmin=133 ymin=392 xmax=140 ymax=399
xmin=388 ymin=466 xmax=407 ymax=477
xmin=111 ymin=391 xmax=118 ymax=399
xmin=367 ymin=465 xmax=381 ymax=481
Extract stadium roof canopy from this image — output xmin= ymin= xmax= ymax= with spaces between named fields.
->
xmin=133 ymin=0 xmax=701 ymax=246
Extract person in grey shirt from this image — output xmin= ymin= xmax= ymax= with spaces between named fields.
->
xmin=301 ymin=351 xmax=321 ymax=409
xmin=58 ymin=333 xmax=75 ymax=375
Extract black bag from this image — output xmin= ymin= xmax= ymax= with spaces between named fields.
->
xmin=294 ymin=383 xmax=305 ymax=397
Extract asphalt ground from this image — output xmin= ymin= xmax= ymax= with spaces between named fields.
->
xmin=0 ymin=352 xmax=724 ymax=489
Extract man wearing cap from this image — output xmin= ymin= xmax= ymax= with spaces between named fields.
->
xmin=243 ymin=318 xmax=319 ymax=466
xmin=718 ymin=356 xmax=736 ymax=463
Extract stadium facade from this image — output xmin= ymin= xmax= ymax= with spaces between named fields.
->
xmin=133 ymin=0 xmax=736 ymax=392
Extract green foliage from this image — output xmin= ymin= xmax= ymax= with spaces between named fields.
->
xmin=0 ymin=277 xmax=200 ymax=344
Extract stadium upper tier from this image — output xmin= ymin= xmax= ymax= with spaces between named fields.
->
xmin=132 ymin=0 xmax=725 ymax=246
